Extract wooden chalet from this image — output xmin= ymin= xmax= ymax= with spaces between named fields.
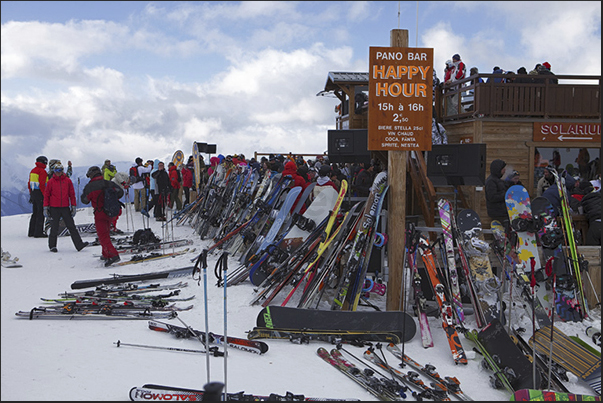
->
xmin=320 ymin=70 xmax=601 ymax=307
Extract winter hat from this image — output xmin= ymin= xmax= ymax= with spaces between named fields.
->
xmin=445 ymin=60 xmax=453 ymax=67
xmin=135 ymin=157 xmax=143 ymax=165
xmin=319 ymin=164 xmax=331 ymax=177
xmin=86 ymin=166 xmax=102 ymax=178
xmin=36 ymin=155 xmax=48 ymax=165
xmin=542 ymin=62 xmax=551 ymax=70
xmin=452 ymin=54 xmax=461 ymax=61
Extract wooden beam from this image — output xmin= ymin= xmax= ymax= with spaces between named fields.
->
xmin=386 ymin=29 xmax=409 ymax=311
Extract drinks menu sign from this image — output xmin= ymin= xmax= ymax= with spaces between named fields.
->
xmin=368 ymin=47 xmax=433 ymax=151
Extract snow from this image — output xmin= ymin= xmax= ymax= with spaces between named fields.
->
xmin=1 ymin=207 xmax=600 ymax=401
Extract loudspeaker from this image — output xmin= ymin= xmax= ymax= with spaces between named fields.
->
xmin=426 ymin=143 xmax=486 ymax=186
xmin=196 ymin=142 xmax=207 ymax=153
xmin=206 ymin=144 xmax=216 ymax=154
xmin=327 ymin=129 xmax=371 ymax=165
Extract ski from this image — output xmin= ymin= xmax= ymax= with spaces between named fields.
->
xmin=129 ymin=383 xmax=359 ymax=401
xmin=111 ymin=248 xmax=194 ymax=267
xmin=386 ymin=343 xmax=472 ymax=401
xmin=316 ymin=347 xmax=397 ymax=401
xmin=362 ymin=347 xmax=450 ymax=401
xmin=70 ymin=267 xmax=196 ymax=290
xmin=417 ymin=234 xmax=468 ymax=365
xmin=148 ymin=320 xmax=269 ymax=355
xmin=247 ymin=327 xmax=400 ymax=344
xmin=63 ymin=281 xmax=188 ymax=296
xmin=16 ymin=307 xmax=177 ymax=320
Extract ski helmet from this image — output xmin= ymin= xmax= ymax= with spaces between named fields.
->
xmin=36 ymin=156 xmax=48 ymax=165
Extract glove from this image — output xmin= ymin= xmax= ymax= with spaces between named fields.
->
xmin=43 ymin=207 xmax=50 ymax=218
xmin=71 ymin=206 xmax=77 ymax=217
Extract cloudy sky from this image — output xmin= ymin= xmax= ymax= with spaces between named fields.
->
xmin=1 ymin=1 xmax=601 ymax=179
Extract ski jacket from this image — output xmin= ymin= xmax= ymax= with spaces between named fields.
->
xmin=181 ymin=166 xmax=193 ymax=188
xmin=81 ymin=175 xmax=124 ymax=212
xmin=581 ymin=190 xmax=601 ymax=224
xmin=169 ymin=165 xmax=181 ymax=189
xmin=28 ymin=161 xmax=48 ymax=194
xmin=313 ymin=177 xmax=338 ymax=199
xmin=450 ymin=60 xmax=466 ymax=83
xmin=131 ymin=164 xmax=152 ymax=190
xmin=152 ymin=168 xmax=171 ymax=195
xmin=354 ymin=168 xmax=374 ymax=197
xmin=282 ymin=161 xmax=307 ymax=190
xmin=485 ymin=159 xmax=508 ymax=219
xmin=102 ymin=164 xmax=117 ymax=181
xmin=44 ymin=173 xmax=76 ymax=208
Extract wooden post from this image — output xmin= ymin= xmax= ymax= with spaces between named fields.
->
xmin=386 ymin=29 xmax=409 ymax=311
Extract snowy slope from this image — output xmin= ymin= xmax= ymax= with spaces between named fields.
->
xmin=1 ymin=207 xmax=600 ymax=401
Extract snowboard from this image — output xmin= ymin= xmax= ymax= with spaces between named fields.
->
xmin=478 ymin=318 xmax=542 ymax=392
xmin=279 ymin=186 xmax=339 ymax=254
xmin=456 ymin=208 xmax=505 ymax=326
xmin=511 ymin=389 xmax=601 ymax=401
xmin=249 ymin=186 xmax=339 ymax=287
xmin=505 ymin=185 xmax=553 ymax=322
xmin=255 ymin=306 xmax=416 ymax=343
xmin=530 ymin=325 xmax=601 ymax=395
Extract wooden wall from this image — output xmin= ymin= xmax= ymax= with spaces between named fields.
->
xmin=446 ymin=120 xmax=540 ymax=228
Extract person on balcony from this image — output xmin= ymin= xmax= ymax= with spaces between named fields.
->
xmin=444 ymin=54 xmax=466 ymax=116
xmin=537 ymin=62 xmax=558 ymax=84
xmin=487 ymin=66 xmax=505 ymax=83
xmin=515 ymin=66 xmax=532 ymax=83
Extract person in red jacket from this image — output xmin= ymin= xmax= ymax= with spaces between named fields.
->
xmin=181 ymin=163 xmax=193 ymax=207
xmin=282 ymin=160 xmax=308 ymax=213
xmin=43 ymin=163 xmax=89 ymax=253
xmin=168 ymin=162 xmax=182 ymax=211
xmin=28 ymin=156 xmax=49 ymax=238
xmin=81 ymin=166 xmax=124 ymax=266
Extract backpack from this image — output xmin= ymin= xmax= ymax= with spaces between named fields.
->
xmin=129 ymin=166 xmax=143 ymax=184
xmin=97 ymin=183 xmax=122 ymax=217
xmin=132 ymin=228 xmax=160 ymax=245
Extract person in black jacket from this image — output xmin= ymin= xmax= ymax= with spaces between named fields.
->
xmin=147 ymin=161 xmax=170 ymax=221
xmin=581 ymin=187 xmax=601 ymax=246
xmin=485 ymin=159 xmax=510 ymax=229
xmin=354 ymin=162 xmax=375 ymax=197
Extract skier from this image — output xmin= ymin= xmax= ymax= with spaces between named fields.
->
xmin=580 ymin=184 xmax=601 ymax=246
xmin=149 ymin=161 xmax=171 ymax=221
xmin=81 ymin=166 xmax=124 ymax=266
xmin=28 ymin=156 xmax=49 ymax=238
xmin=485 ymin=159 xmax=510 ymax=230
xmin=44 ymin=163 xmax=89 ymax=253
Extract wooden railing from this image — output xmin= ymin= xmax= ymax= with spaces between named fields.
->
xmin=437 ymin=74 xmax=601 ymax=122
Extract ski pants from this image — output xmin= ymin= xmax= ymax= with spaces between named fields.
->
xmin=28 ymin=190 xmax=45 ymax=237
xmin=48 ymin=207 xmax=86 ymax=250
xmin=94 ymin=210 xmax=119 ymax=259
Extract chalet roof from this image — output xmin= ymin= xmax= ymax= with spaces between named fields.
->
xmin=317 ymin=71 xmax=369 ymax=96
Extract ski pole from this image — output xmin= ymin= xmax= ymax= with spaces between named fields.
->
xmin=222 ymin=252 xmax=229 ymax=400
xmin=202 ymin=249 xmax=211 ymax=385
xmin=529 ymin=256 xmax=537 ymax=390
xmin=114 ymin=340 xmax=223 ymax=356
xmin=547 ymin=273 xmax=556 ymax=391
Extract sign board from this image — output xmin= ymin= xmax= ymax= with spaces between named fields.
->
xmin=368 ymin=47 xmax=433 ymax=151
xmin=533 ymin=122 xmax=601 ymax=143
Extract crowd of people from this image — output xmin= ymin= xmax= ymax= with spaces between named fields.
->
xmin=485 ymin=158 xmax=601 ymax=246
xmin=27 ymin=152 xmax=387 ymax=265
